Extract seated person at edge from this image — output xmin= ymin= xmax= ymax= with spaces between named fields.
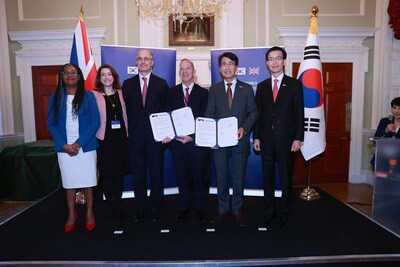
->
xmin=371 ymin=96 xmax=400 ymax=168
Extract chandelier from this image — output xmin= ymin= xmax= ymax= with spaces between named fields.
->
xmin=136 ymin=0 xmax=227 ymax=30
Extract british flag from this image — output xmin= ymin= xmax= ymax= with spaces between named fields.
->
xmin=248 ymin=67 xmax=260 ymax=75
xmin=70 ymin=16 xmax=97 ymax=90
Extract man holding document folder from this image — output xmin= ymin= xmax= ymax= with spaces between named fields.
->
xmin=122 ymin=49 xmax=169 ymax=223
xmin=162 ymin=59 xmax=209 ymax=222
xmin=205 ymin=52 xmax=258 ymax=227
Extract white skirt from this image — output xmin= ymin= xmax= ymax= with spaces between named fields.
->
xmin=58 ymin=149 xmax=97 ymax=189
xmin=58 ymin=95 xmax=97 ymax=189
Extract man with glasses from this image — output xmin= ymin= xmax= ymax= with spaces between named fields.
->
xmin=122 ymin=49 xmax=169 ymax=222
xmin=205 ymin=52 xmax=258 ymax=227
xmin=253 ymin=46 xmax=304 ymax=230
xmin=163 ymin=59 xmax=210 ymax=222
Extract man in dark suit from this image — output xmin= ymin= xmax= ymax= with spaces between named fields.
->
xmin=163 ymin=59 xmax=209 ymax=222
xmin=205 ymin=52 xmax=258 ymax=227
xmin=253 ymin=46 xmax=304 ymax=230
xmin=122 ymin=49 xmax=169 ymax=222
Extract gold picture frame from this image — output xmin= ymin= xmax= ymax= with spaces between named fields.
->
xmin=169 ymin=14 xmax=214 ymax=46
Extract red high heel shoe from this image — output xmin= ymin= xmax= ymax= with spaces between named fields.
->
xmin=64 ymin=212 xmax=78 ymax=233
xmin=86 ymin=222 xmax=96 ymax=232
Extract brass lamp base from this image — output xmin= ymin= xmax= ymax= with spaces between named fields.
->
xmin=298 ymin=187 xmax=321 ymax=201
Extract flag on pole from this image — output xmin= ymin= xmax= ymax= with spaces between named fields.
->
xmin=70 ymin=8 xmax=97 ymax=90
xmin=297 ymin=7 xmax=326 ymax=161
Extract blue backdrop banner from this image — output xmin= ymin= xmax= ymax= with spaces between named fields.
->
xmin=211 ymin=47 xmax=272 ymax=93
xmin=101 ymin=45 xmax=177 ymax=88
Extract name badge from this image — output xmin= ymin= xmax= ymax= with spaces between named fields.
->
xmin=111 ymin=120 xmax=121 ymax=129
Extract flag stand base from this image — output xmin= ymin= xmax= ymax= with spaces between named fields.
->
xmin=298 ymin=187 xmax=321 ymax=201
xmin=75 ymin=190 xmax=86 ymax=204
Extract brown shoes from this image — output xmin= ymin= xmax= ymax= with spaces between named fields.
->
xmin=210 ymin=213 xmax=246 ymax=227
xmin=279 ymin=214 xmax=289 ymax=230
xmin=235 ymin=214 xmax=246 ymax=227
xmin=209 ymin=213 xmax=229 ymax=224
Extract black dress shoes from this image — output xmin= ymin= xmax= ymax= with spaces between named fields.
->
xmin=196 ymin=210 xmax=206 ymax=222
xmin=133 ymin=212 xmax=145 ymax=222
xmin=260 ymin=216 xmax=272 ymax=227
xmin=235 ymin=214 xmax=246 ymax=227
xmin=150 ymin=212 xmax=159 ymax=222
xmin=279 ymin=214 xmax=289 ymax=230
xmin=209 ymin=213 xmax=228 ymax=224
xmin=175 ymin=209 xmax=189 ymax=221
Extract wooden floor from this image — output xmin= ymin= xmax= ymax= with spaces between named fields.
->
xmin=0 ymin=201 xmax=33 ymax=225
xmin=306 ymin=182 xmax=373 ymax=217
xmin=0 ymin=183 xmax=373 ymax=225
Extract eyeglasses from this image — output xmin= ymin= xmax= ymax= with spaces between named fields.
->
xmin=267 ymin=56 xmax=284 ymax=62
xmin=63 ymin=71 xmax=78 ymax=77
xmin=221 ymin=62 xmax=236 ymax=68
xmin=136 ymin=57 xmax=153 ymax=62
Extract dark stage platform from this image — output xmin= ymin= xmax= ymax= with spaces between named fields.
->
xmin=0 ymin=189 xmax=399 ymax=266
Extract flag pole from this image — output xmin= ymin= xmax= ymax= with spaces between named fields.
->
xmin=297 ymin=5 xmax=322 ymax=201
xmin=78 ymin=5 xmax=84 ymax=20
xmin=74 ymin=5 xmax=86 ymax=205
xmin=298 ymin=159 xmax=321 ymax=201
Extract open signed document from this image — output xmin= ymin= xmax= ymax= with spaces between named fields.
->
xmin=149 ymin=107 xmax=195 ymax=142
xmin=195 ymin=116 xmax=238 ymax=148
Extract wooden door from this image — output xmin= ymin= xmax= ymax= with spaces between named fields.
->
xmin=292 ymin=63 xmax=352 ymax=183
xmin=32 ymin=65 xmax=62 ymax=140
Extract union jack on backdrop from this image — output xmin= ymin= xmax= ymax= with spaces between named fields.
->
xmin=70 ymin=17 xmax=97 ymax=90
xmin=248 ymin=67 xmax=260 ymax=75
xmin=297 ymin=16 xmax=326 ymax=161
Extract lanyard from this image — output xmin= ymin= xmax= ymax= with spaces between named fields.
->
xmin=103 ymin=90 xmax=118 ymax=120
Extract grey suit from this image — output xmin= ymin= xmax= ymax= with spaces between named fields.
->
xmin=205 ymin=79 xmax=258 ymax=215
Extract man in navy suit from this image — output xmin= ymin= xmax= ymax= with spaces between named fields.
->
xmin=122 ymin=49 xmax=169 ymax=222
xmin=253 ymin=46 xmax=304 ymax=229
xmin=205 ymin=52 xmax=258 ymax=227
xmin=163 ymin=59 xmax=210 ymax=222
